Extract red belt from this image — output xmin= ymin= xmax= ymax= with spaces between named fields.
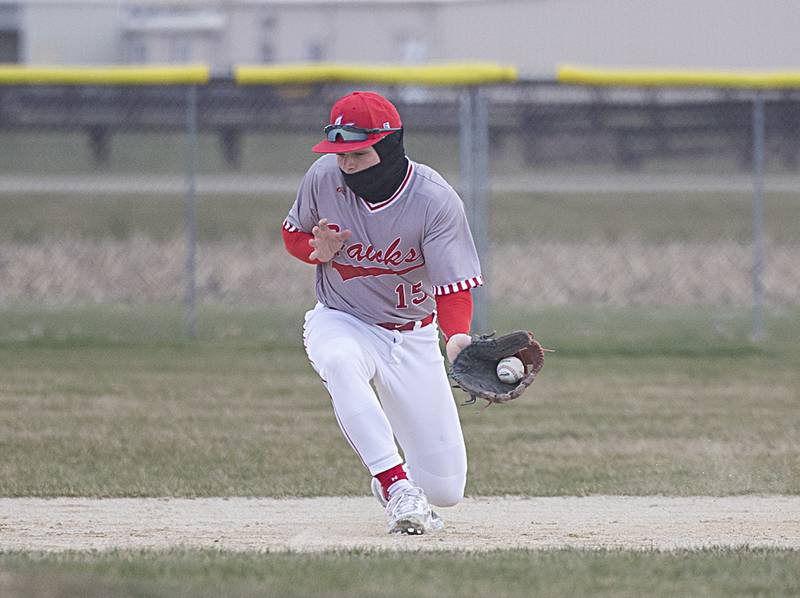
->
xmin=376 ymin=313 xmax=435 ymax=332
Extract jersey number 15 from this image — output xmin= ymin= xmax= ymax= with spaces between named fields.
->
xmin=394 ymin=282 xmax=427 ymax=309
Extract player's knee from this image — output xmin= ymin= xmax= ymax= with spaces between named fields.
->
xmin=425 ymin=477 xmax=465 ymax=508
xmin=409 ymin=446 xmax=467 ymax=507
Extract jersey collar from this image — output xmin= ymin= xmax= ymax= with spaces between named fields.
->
xmin=360 ymin=160 xmax=414 ymax=213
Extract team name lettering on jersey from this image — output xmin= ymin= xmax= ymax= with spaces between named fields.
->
xmin=332 ymin=237 xmax=424 ymax=281
xmin=345 ymin=238 xmax=419 ymax=266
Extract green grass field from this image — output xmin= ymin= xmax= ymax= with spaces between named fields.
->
xmin=2 ymin=304 xmax=798 ymax=499
xmin=2 ymin=549 xmax=799 ymax=598
xmin=2 ymin=190 xmax=799 ymax=244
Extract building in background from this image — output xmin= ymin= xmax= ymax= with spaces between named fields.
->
xmin=1 ymin=0 xmax=798 ymax=75
xmin=0 ymin=0 xmax=445 ymax=70
xmin=5 ymin=0 xmax=123 ymax=64
xmin=123 ymin=5 xmax=225 ymax=65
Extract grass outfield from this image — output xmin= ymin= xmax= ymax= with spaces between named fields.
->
xmin=1 ymin=549 xmax=799 ymax=598
xmin=1 ymin=304 xmax=798 ymax=498
xmin=2 ymin=190 xmax=799 ymax=243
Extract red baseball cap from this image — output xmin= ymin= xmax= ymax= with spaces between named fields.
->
xmin=312 ymin=91 xmax=402 ymax=153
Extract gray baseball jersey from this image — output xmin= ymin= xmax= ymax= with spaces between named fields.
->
xmin=284 ymin=154 xmax=483 ymax=325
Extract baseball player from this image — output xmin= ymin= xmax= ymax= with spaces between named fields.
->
xmin=282 ymin=91 xmax=482 ymax=535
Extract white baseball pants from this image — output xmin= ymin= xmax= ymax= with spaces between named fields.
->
xmin=302 ymin=303 xmax=467 ymax=507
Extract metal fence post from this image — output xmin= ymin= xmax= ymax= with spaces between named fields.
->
xmin=459 ymin=86 xmax=490 ymax=334
xmin=184 ymin=85 xmax=199 ymax=339
xmin=751 ymin=92 xmax=765 ymax=341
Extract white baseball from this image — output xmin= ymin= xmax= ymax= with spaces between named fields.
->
xmin=496 ymin=356 xmax=525 ymax=384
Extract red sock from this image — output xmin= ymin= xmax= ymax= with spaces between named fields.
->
xmin=375 ymin=464 xmax=407 ymax=500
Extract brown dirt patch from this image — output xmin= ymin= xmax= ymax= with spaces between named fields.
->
xmin=1 ymin=496 xmax=798 ymax=552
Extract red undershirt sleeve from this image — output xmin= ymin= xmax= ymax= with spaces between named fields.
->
xmin=282 ymin=227 xmax=323 ymax=265
xmin=435 ymin=289 xmax=472 ymax=341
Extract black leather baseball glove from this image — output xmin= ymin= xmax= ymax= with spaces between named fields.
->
xmin=450 ymin=330 xmax=545 ymax=406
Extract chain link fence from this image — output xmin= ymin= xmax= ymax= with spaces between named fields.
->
xmin=1 ymin=78 xmax=799 ymax=339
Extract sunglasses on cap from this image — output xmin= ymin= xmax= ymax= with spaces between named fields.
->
xmin=323 ymin=124 xmax=402 ymax=142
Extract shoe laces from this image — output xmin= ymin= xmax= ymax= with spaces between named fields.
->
xmin=387 ymin=485 xmax=428 ymax=518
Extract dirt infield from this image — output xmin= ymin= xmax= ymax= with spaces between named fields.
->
xmin=1 ymin=496 xmax=798 ymax=553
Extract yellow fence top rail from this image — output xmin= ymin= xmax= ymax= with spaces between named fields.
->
xmin=0 ymin=65 xmax=210 ymax=85
xmin=558 ymin=64 xmax=800 ymax=89
xmin=235 ymin=62 xmax=518 ymax=85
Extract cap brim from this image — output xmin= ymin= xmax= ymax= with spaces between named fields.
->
xmin=311 ymin=131 xmax=392 ymax=154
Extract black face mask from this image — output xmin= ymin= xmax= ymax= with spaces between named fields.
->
xmin=342 ymin=130 xmax=408 ymax=204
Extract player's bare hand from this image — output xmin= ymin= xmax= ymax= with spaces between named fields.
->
xmin=446 ymin=333 xmax=472 ymax=363
xmin=309 ymin=218 xmax=352 ymax=263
